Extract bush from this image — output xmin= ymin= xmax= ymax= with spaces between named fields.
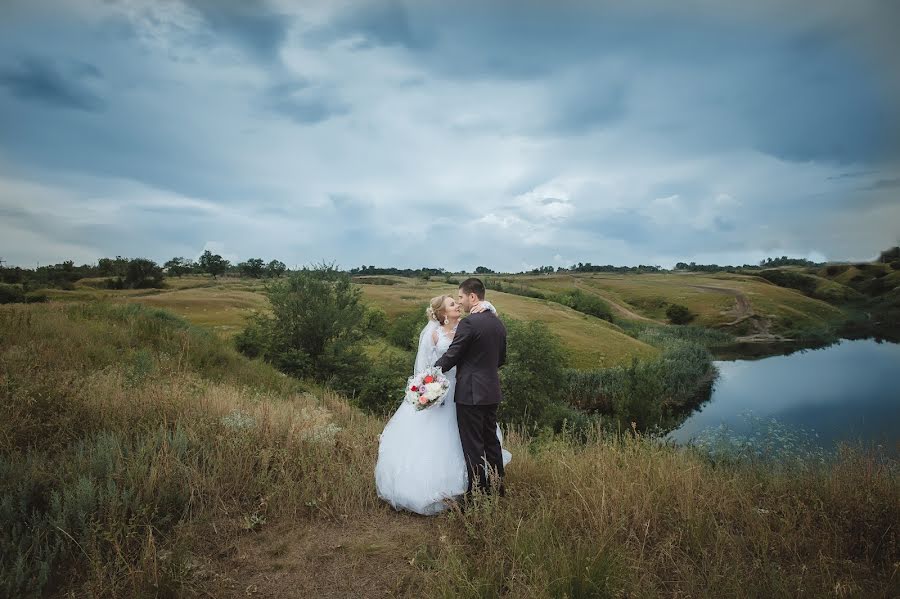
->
xmin=564 ymin=341 xmax=715 ymax=432
xmin=125 ymin=258 xmax=164 ymax=289
xmin=756 ymin=269 xmax=818 ymax=295
xmin=665 ymin=303 xmax=695 ymax=325
xmin=235 ymin=265 xmax=367 ymax=381
xmin=386 ymin=310 xmax=424 ymax=351
xmin=555 ymin=289 xmax=613 ymax=321
xmin=499 ymin=319 xmax=568 ymax=428
xmin=483 ymin=278 xmax=545 ymax=299
xmin=0 ymin=283 xmax=26 ymax=304
xmin=353 ymin=354 xmax=410 ymax=416
xmin=24 ymin=290 xmax=48 ymax=304
xmin=362 ymin=307 xmax=388 ymax=336
xmin=891 ymin=261 xmax=900 ymax=271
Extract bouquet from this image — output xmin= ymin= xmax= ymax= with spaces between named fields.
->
xmin=405 ymin=367 xmax=451 ymax=411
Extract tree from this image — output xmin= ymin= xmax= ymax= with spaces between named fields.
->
xmin=125 ymin=258 xmax=164 ymax=289
xmin=475 ymin=266 xmax=495 ymax=274
xmin=98 ymin=256 xmax=128 ymax=277
xmin=198 ymin=250 xmax=229 ymax=279
xmin=240 ymin=258 xmax=265 ymax=278
xmin=164 ymin=257 xmax=192 ymax=276
xmin=265 ymin=259 xmax=287 ymax=278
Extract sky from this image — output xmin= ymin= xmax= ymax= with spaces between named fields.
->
xmin=1 ymin=0 xmax=899 ymax=272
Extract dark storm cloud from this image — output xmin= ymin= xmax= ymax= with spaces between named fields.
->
xmin=0 ymin=56 xmax=104 ymax=112
xmin=1 ymin=0 xmax=898 ymax=269
xmin=312 ymin=0 xmax=431 ymax=50
xmin=184 ymin=0 xmax=291 ymax=63
xmin=315 ymin=1 xmax=899 ymax=164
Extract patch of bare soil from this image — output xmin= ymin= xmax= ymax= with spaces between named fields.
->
xmin=687 ymin=285 xmax=787 ymax=341
xmin=197 ymin=511 xmax=439 ymax=598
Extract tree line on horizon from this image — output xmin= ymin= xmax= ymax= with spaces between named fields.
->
xmin=1 ymin=247 xmax=897 ymax=297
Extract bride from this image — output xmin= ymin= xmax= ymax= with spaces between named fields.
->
xmin=375 ymin=294 xmax=512 ymax=515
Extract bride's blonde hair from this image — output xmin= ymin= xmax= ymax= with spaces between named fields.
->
xmin=425 ymin=295 xmax=449 ymax=323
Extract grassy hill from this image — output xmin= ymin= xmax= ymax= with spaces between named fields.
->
xmin=506 ymin=272 xmax=848 ymax=340
xmin=35 ymin=266 xmax=880 ymax=367
xmin=1 ymin=301 xmax=897 ymax=597
xmin=355 ymin=276 xmax=659 ymax=368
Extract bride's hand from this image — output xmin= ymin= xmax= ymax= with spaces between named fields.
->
xmin=469 ymin=301 xmax=495 ymax=314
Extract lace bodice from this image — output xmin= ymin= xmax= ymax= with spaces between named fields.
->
xmin=435 ymin=326 xmax=454 ymax=354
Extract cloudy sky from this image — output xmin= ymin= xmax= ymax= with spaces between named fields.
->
xmin=1 ymin=0 xmax=898 ymax=271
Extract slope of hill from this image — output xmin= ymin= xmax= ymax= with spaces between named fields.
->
xmin=509 ymin=272 xmax=847 ymax=340
xmin=1 ymin=301 xmax=896 ymax=597
xmin=355 ymin=276 xmax=659 ymax=368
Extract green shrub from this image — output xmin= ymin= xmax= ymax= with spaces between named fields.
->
xmin=353 ymin=354 xmax=410 ymax=416
xmin=352 ymin=277 xmax=398 ymax=286
xmin=665 ymin=303 xmax=695 ymax=324
xmin=235 ymin=265 xmax=367 ymax=381
xmin=124 ymin=258 xmax=164 ymax=289
xmin=499 ymin=319 xmax=568 ymax=429
xmin=0 ymin=283 xmax=26 ymax=304
xmin=105 ymin=276 xmax=126 ymax=290
xmin=564 ymin=341 xmax=715 ymax=432
xmin=362 ymin=307 xmax=388 ymax=336
xmin=555 ymin=289 xmax=613 ymax=321
xmin=891 ymin=261 xmax=900 ymax=271
xmin=24 ymin=290 xmax=49 ymax=303
xmin=386 ymin=310 xmax=424 ymax=351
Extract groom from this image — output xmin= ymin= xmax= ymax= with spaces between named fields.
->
xmin=435 ymin=277 xmax=507 ymax=499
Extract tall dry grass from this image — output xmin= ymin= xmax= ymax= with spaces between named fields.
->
xmin=425 ymin=428 xmax=899 ymax=598
xmin=0 ymin=302 xmax=382 ymax=596
xmin=1 ymin=301 xmax=897 ymax=597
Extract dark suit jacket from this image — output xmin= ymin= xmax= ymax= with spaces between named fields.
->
xmin=434 ymin=311 xmax=507 ymax=406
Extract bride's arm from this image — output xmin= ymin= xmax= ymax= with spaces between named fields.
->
xmin=471 ymin=300 xmax=497 ymax=314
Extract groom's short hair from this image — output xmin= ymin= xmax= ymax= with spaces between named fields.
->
xmin=459 ymin=277 xmax=486 ymax=300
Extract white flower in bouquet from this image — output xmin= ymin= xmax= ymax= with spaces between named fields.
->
xmin=423 ymin=382 xmax=444 ymax=400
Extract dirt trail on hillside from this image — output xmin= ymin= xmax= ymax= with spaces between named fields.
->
xmin=687 ymin=285 xmax=753 ymax=325
xmin=571 ymin=279 xmax=660 ymax=322
xmin=200 ymin=512 xmax=438 ymax=598
xmin=687 ymin=284 xmax=788 ymax=341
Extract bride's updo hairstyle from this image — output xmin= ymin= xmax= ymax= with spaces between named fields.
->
xmin=426 ymin=295 xmax=449 ymax=323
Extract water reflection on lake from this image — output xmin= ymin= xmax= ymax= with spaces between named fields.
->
xmin=669 ymin=339 xmax=900 ymax=453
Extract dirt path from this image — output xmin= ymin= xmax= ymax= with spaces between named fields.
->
xmin=687 ymin=285 xmax=753 ymax=325
xmin=571 ymin=279 xmax=660 ymax=322
xmin=199 ymin=512 xmax=439 ymax=598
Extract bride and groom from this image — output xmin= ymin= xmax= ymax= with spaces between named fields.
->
xmin=375 ymin=278 xmax=512 ymax=515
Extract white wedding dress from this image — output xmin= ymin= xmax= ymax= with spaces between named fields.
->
xmin=375 ymin=312 xmax=512 ymax=516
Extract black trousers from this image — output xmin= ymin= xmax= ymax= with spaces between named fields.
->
xmin=456 ymin=402 xmax=505 ymax=496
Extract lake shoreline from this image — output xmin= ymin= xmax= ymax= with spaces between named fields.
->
xmin=669 ymin=338 xmax=900 ymax=456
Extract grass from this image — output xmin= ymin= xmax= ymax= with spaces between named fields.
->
xmin=422 ymin=429 xmax=899 ymax=598
xmin=1 ymin=300 xmax=897 ymax=597
xmin=0 ymin=302 xmax=382 ymax=596
xmin=357 ymin=277 xmax=658 ymax=369
xmin=34 ymin=270 xmax=865 ymax=365
xmin=512 ymin=272 xmax=847 ymax=338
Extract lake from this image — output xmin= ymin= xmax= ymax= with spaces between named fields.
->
xmin=669 ymin=339 xmax=900 ymax=454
